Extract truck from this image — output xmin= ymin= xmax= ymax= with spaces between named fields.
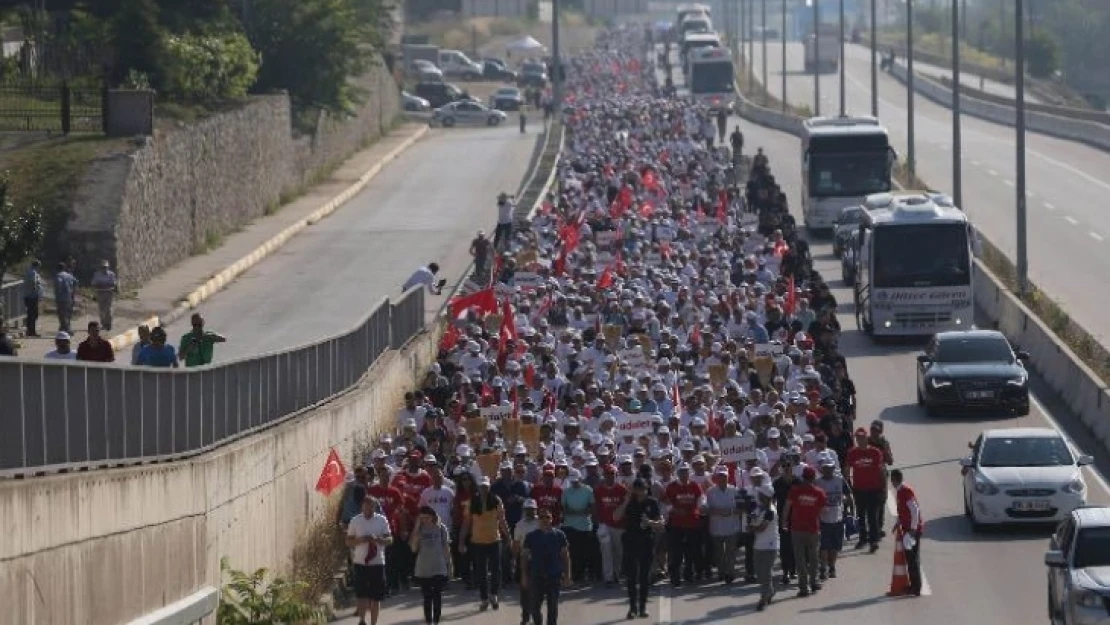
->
xmin=854 ymin=192 xmax=976 ymax=337
xmin=803 ymin=24 xmax=840 ymax=73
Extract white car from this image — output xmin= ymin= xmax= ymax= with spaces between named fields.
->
xmin=431 ymin=101 xmax=507 ymax=128
xmin=961 ymin=427 xmax=1093 ymax=530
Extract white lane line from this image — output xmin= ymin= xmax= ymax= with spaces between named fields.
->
xmin=1004 ymin=179 xmax=1015 ymax=187
xmin=970 ymin=160 xmax=981 ymax=166
xmin=1027 ymin=191 xmax=1036 ymax=198
xmin=1091 ymin=232 xmax=1104 ymax=242
xmin=884 ymin=497 xmax=933 ymax=596
xmin=658 ymin=585 xmax=672 ymax=624
xmin=988 ymin=169 xmax=998 ymax=176
xmin=1045 ymin=202 xmax=1057 ymax=211
xmin=1065 ymin=216 xmax=1079 ymax=226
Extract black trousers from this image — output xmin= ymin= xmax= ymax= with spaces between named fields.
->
xmin=529 ymin=574 xmax=561 ymax=625
xmin=23 ymin=296 xmax=38 ymax=336
xmin=472 ymin=542 xmax=502 ymax=601
xmin=667 ymin=526 xmax=699 ymax=582
xmin=417 ymin=575 xmax=447 ymax=623
xmin=778 ymin=529 xmax=796 ymax=576
xmin=623 ymin=536 xmax=653 ymax=611
xmin=738 ymin=531 xmax=755 ymax=578
xmin=854 ymin=489 xmax=884 ymax=545
xmin=451 ymin=524 xmax=471 ymax=582
xmin=563 ymin=527 xmax=598 ymax=582
xmin=386 ymin=542 xmax=413 ymax=591
xmin=906 ymin=533 xmax=923 ymax=594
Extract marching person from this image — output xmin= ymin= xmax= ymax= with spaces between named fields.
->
xmin=513 ymin=499 xmax=541 ymax=625
xmin=750 ymin=485 xmax=780 ymax=611
xmin=785 ymin=466 xmax=826 ymax=597
xmin=346 ymin=496 xmax=393 ymax=625
xmin=410 ymin=506 xmax=453 ymax=625
xmin=846 ymin=427 xmax=886 ymax=553
xmin=460 ymin=476 xmax=510 ymax=611
xmin=522 ymin=507 xmax=571 ymax=625
xmin=815 ymin=458 xmax=853 ymax=581
xmin=615 ymin=478 xmax=663 ymax=619
xmin=891 ymin=469 xmax=924 ymax=597
xmin=705 ymin=467 xmax=740 ymax=584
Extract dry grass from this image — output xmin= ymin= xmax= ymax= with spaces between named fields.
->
xmin=290 ymin=498 xmax=349 ymax=613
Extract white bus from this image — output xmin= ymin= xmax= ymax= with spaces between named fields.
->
xmin=854 ymin=192 xmax=975 ymax=337
xmin=675 ymin=3 xmax=711 ymax=32
xmin=687 ymin=45 xmax=734 ymax=111
xmin=681 ymin=32 xmax=720 ymax=68
xmin=801 ymin=116 xmax=895 ymax=231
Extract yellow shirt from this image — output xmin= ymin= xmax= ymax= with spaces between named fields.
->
xmin=469 ymin=498 xmax=502 ymax=545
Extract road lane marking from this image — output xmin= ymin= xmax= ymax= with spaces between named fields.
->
xmin=1065 ymin=216 xmax=1079 ymax=225
xmin=987 ymin=169 xmax=998 ymax=176
xmin=1004 ymin=179 xmax=1015 ymax=187
xmin=1027 ymin=191 xmax=1035 ymax=198
xmin=1045 ymin=202 xmax=1057 ymax=211
xmin=971 ymin=160 xmax=981 ymax=166
xmin=1091 ymin=232 xmax=1104 ymax=242
xmin=658 ymin=585 xmax=672 ymax=624
xmin=884 ymin=497 xmax=933 ymax=596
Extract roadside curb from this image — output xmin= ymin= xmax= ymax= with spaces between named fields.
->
xmin=108 ymin=125 xmax=431 ymax=351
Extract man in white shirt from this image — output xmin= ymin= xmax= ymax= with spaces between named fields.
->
xmin=402 ymin=262 xmax=445 ymax=294
xmin=346 ymin=496 xmax=393 ymax=625
xmin=45 ymin=332 xmax=77 ymax=360
xmin=495 ymin=193 xmax=515 ymax=248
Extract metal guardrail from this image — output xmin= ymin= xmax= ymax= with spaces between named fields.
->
xmin=123 ymin=587 xmax=218 ymax=625
xmin=2 ymin=279 xmax=24 ymax=326
xmin=0 ymin=288 xmax=425 ymax=477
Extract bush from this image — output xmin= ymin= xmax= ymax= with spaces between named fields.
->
xmin=218 ymin=557 xmax=325 ymax=625
xmin=1025 ymin=31 xmax=1061 ymax=79
xmin=161 ymin=31 xmax=260 ymax=103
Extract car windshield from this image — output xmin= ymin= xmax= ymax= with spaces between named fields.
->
xmin=497 ymin=89 xmax=518 ymax=96
xmin=1074 ymin=527 xmax=1110 ymax=568
xmin=935 ymin=337 xmax=1013 ymax=363
xmin=979 ymin=436 xmax=1074 ymax=468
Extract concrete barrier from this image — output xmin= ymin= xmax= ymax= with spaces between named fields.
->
xmin=0 ymin=326 xmax=439 ymax=625
xmin=887 ymin=63 xmax=1110 ymax=154
xmin=729 ymin=85 xmax=1110 ymax=462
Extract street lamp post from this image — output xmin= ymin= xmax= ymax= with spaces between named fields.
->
xmin=1015 ymin=0 xmax=1028 ymax=295
xmin=906 ymin=0 xmax=916 ymax=177
xmin=747 ymin=0 xmax=754 ymax=91
xmin=838 ymin=0 xmax=846 ymax=116
xmin=951 ymin=0 xmax=963 ymax=209
xmin=552 ymin=0 xmax=561 ymax=107
xmin=782 ymin=0 xmax=788 ymax=113
xmin=761 ymin=0 xmax=768 ymax=106
xmin=870 ymin=0 xmax=878 ymax=116
xmin=814 ymin=0 xmax=821 ymax=116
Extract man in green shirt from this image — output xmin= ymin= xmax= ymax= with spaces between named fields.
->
xmin=179 ymin=313 xmax=227 ymax=367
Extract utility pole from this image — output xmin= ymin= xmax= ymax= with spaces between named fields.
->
xmin=747 ymin=0 xmax=754 ymax=91
xmin=741 ymin=0 xmax=747 ymax=88
xmin=814 ymin=0 xmax=821 ymax=116
xmin=838 ymin=0 xmax=846 ymax=116
xmin=552 ymin=0 xmax=562 ymax=107
xmin=906 ymin=0 xmax=916 ymax=177
xmin=761 ymin=0 xmax=768 ymax=106
xmin=782 ymin=0 xmax=788 ymax=113
xmin=951 ymin=0 xmax=962 ymax=209
xmin=871 ymin=0 xmax=878 ymax=117
xmin=1015 ymin=0 xmax=1028 ymax=295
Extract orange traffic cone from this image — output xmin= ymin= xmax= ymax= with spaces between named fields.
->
xmin=887 ymin=528 xmax=911 ymax=596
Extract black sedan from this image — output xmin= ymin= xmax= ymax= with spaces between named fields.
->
xmin=916 ymin=330 xmax=1031 ymax=416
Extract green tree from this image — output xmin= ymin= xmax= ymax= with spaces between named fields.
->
xmin=248 ymin=0 xmax=389 ymax=115
xmin=1024 ymin=31 xmax=1060 ymax=78
xmin=161 ymin=31 xmax=260 ymax=102
xmin=0 ymin=173 xmax=44 ymax=283
xmin=110 ymin=0 xmax=166 ymax=86
xmin=217 ymin=558 xmax=324 ymax=625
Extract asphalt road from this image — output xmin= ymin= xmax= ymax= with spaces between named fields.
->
xmin=894 ymin=55 xmax=1037 ymax=103
xmin=328 ymin=59 xmax=1110 ymax=625
xmin=160 ymin=124 xmax=540 ymax=361
xmin=745 ymin=40 xmax=1110 ymax=347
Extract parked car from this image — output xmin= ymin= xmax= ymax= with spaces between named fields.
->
xmin=432 ymin=101 xmax=507 ymax=127
xmin=916 ymin=330 xmax=1031 ymax=416
xmin=841 ymin=230 xmax=858 ymax=286
xmin=410 ymin=59 xmax=443 ymax=82
xmin=414 ymin=81 xmax=466 ymax=109
xmin=482 ymin=58 xmax=518 ymax=82
xmin=832 ymin=205 xmax=863 ymax=258
xmin=1045 ymin=506 xmax=1110 ymax=624
xmin=518 ymin=61 xmax=549 ymax=88
xmin=438 ymin=49 xmax=484 ymax=81
xmin=402 ymin=91 xmax=431 ymax=112
xmin=961 ymin=427 xmax=1091 ymax=530
xmin=489 ymin=87 xmax=525 ymax=111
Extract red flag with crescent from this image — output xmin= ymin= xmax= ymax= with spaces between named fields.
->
xmin=315 ymin=448 xmax=347 ymax=496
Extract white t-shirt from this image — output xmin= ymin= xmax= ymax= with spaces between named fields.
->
xmin=419 ymin=485 xmax=456 ymax=526
xmin=45 ymin=350 xmax=77 ymax=360
xmin=348 ymin=512 xmax=391 ymax=566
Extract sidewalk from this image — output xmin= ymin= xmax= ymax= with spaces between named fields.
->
xmin=13 ymin=122 xmax=429 ymax=360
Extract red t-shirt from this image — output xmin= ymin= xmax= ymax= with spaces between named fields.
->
xmin=367 ymin=484 xmax=406 ymax=534
xmin=896 ymin=485 xmax=925 ymax=534
xmin=847 ymin=446 xmax=886 ymax=491
xmin=595 ymin=482 xmax=629 ymax=528
xmin=531 ymin=483 xmax=564 ymax=524
xmin=787 ymin=483 xmax=827 ymax=533
xmin=664 ymin=480 xmax=703 ymax=529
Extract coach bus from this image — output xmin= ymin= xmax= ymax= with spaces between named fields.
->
xmin=801 ymin=116 xmax=895 ymax=231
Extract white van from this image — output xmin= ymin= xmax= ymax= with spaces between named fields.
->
xmin=438 ymin=50 xmax=483 ymax=81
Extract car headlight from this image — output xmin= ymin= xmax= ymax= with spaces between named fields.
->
xmin=974 ymin=475 xmax=999 ymax=495
xmin=1007 ymin=373 xmax=1028 ymax=386
xmin=1073 ymin=589 xmax=1104 ymax=609
xmin=930 ymin=377 xmax=953 ymax=389
xmin=1062 ymin=478 xmax=1086 ymax=494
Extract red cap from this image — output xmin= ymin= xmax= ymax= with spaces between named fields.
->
xmin=603 ymin=464 xmax=618 ymax=475
xmin=854 ymin=427 xmax=868 ymax=437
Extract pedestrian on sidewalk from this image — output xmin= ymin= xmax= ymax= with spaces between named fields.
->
xmin=53 ymin=262 xmax=77 ymax=335
xmin=130 ymin=324 xmax=152 ymax=365
xmin=76 ymin=321 xmax=115 ymax=363
xmin=90 ymin=260 xmax=118 ymax=331
xmin=179 ymin=313 xmax=226 ymax=367
xmin=22 ymin=260 xmax=44 ymax=337
xmin=522 ymin=507 xmax=570 ymax=625
xmin=44 ymin=331 xmax=76 ymax=360
xmin=347 ymin=496 xmax=393 ymax=625
xmin=410 ymin=506 xmax=452 ymax=625
xmin=495 ymin=193 xmax=514 ymax=250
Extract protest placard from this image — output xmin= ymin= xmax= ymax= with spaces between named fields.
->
xmin=480 ymin=405 xmax=514 ymax=425
xmin=484 ymin=314 xmax=502 ymax=334
xmin=595 ymin=230 xmax=619 ymax=247
xmin=462 ymin=416 xmax=488 ymax=440
xmin=620 ymin=347 xmax=647 ymax=370
xmin=516 ymin=249 xmax=538 ymax=267
xmin=603 ymin=324 xmax=623 ymax=350
xmin=719 ymin=435 xmax=758 ymax=463
xmin=513 ymin=272 xmax=544 ymax=290
xmin=616 ymin=412 xmax=655 ymax=438
xmin=753 ymin=343 xmax=784 ymax=358
xmin=476 ymin=452 xmax=501 ymax=479
xmin=708 ymin=364 xmax=728 ymax=391
xmin=502 ymin=418 xmax=521 ymax=444
xmin=519 ymin=423 xmax=541 ymax=455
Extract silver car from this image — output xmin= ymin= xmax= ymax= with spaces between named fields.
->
xmin=402 ymin=91 xmax=430 ymax=112
xmin=1046 ymin=506 xmax=1110 ymax=624
xmin=832 ymin=205 xmax=863 ymax=258
xmin=432 ymin=101 xmax=507 ymax=128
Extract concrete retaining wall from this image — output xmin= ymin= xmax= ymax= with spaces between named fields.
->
xmin=0 ymin=324 xmax=439 ymax=625
xmin=887 ymin=62 xmax=1110 ymax=154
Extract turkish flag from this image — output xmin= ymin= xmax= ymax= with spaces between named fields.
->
xmin=448 ymin=288 xmax=498 ymax=320
xmin=717 ymin=190 xmax=728 ymax=224
xmin=315 ymin=448 xmax=347 ymax=496
xmin=597 ymin=264 xmax=615 ymax=290
xmin=785 ymin=275 xmax=797 ymax=315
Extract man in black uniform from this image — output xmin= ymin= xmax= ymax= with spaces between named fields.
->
xmin=615 ymin=478 xmax=664 ymax=620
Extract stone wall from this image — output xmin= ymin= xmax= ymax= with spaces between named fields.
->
xmin=67 ymin=59 xmax=401 ymax=289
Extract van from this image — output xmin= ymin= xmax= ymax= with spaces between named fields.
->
xmin=414 ymin=82 xmax=467 ymax=108
xmin=437 ymin=50 xmax=483 ymax=81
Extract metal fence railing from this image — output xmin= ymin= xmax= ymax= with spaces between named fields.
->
xmin=0 ymin=80 xmax=105 ymax=133
xmin=0 ymin=291 xmax=426 ymax=477
xmin=1 ymin=279 xmax=23 ymax=327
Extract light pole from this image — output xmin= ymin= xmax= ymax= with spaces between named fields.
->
xmin=1015 ymin=0 xmax=1028 ymax=295
xmin=838 ymin=0 xmax=846 ymax=115
xmin=761 ymin=0 xmax=768 ymax=106
xmin=906 ymin=0 xmax=916 ymax=177
xmin=741 ymin=0 xmax=747 ymax=88
xmin=782 ymin=0 xmax=788 ymax=112
xmin=552 ymin=0 xmax=561 ymax=107
xmin=951 ymin=0 xmax=962 ymax=209
xmin=870 ymin=0 xmax=878 ymax=116
xmin=747 ymin=0 xmax=754 ymax=91
xmin=814 ymin=0 xmax=821 ymax=116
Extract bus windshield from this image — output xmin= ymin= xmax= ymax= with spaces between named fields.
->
xmin=873 ymin=223 xmax=971 ymax=288
xmin=808 ymin=151 xmax=891 ymax=197
xmin=691 ymin=62 xmax=734 ymax=93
